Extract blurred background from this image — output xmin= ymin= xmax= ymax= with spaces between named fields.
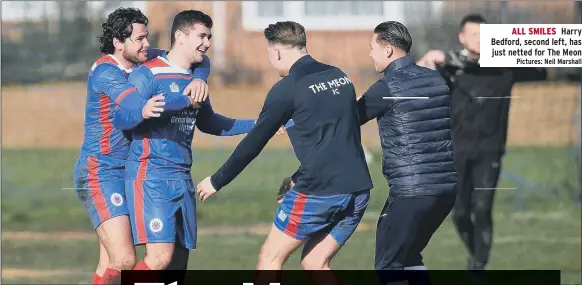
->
xmin=1 ymin=1 xmax=581 ymax=284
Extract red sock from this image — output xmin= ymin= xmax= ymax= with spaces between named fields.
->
xmin=100 ymin=268 xmax=121 ymax=284
xmin=92 ymin=273 xmax=102 ymax=284
xmin=133 ymin=259 xmax=151 ymax=270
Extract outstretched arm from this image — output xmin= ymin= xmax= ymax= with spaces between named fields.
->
xmin=195 ymin=97 xmax=256 ymax=136
xmin=357 ymin=80 xmax=391 ymax=125
xmin=209 ymin=82 xmax=294 ymax=191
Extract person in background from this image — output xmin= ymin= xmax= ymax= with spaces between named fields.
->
xmin=417 ymin=13 xmax=547 ymax=271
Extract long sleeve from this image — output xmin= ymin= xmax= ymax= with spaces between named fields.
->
xmin=511 ymin=67 xmax=547 ymax=83
xmin=356 ymin=80 xmax=392 ymax=125
xmin=163 ymin=95 xmax=192 ymax=111
xmin=147 ymin=48 xmax=210 ymax=82
xmin=210 ymin=81 xmax=295 ymax=190
xmin=192 ymin=55 xmax=211 ymax=82
xmin=195 ymin=97 xmax=255 ymax=136
xmin=146 ymin=48 xmax=166 ymax=61
xmin=498 ymin=94 xmax=512 ymax=155
xmin=113 ymin=67 xmax=157 ymax=130
xmin=92 ymin=64 xmax=137 ymax=103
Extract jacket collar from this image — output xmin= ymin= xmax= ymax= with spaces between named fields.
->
xmin=289 ymin=55 xmax=314 ymax=74
xmin=383 ymin=55 xmax=415 ymax=75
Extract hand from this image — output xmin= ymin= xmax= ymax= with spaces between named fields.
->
xmin=275 ymin=126 xmax=287 ymax=136
xmin=196 ymin=176 xmax=217 ymax=202
xmin=184 ymin=79 xmax=209 ymax=107
xmin=418 ymin=50 xmax=445 ymax=69
xmin=277 ymin=177 xmax=295 ymax=204
xmin=142 ymin=94 xmax=165 ymax=119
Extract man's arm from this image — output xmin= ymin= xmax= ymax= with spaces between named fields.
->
xmin=92 ymin=63 xmax=139 ymax=104
xmin=193 ymin=55 xmax=211 ymax=82
xmin=210 ymin=82 xmax=294 ymax=191
xmin=195 ymin=97 xmax=256 ymax=136
xmin=510 ymin=67 xmax=547 ymax=83
xmin=147 ymin=48 xmax=210 ymax=82
xmin=356 ymin=80 xmax=392 ymax=125
xmin=113 ymin=67 xmax=158 ymax=130
xmin=147 ymin=48 xmax=166 ymax=61
xmin=498 ymin=95 xmax=512 ymax=156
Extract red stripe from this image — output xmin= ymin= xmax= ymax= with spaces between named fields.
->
xmin=95 ymin=55 xmax=118 ymax=66
xmin=115 ymin=87 xmax=136 ymax=105
xmin=154 ymin=75 xmax=191 ymax=80
xmin=99 ymin=95 xmax=113 ymax=155
xmin=134 ymin=138 xmax=150 ymax=244
xmin=89 ymin=56 xmax=119 ymax=76
xmin=143 ymin=58 xmax=168 ymax=69
xmin=88 ymin=156 xmax=111 ymax=222
xmin=284 ymin=193 xmax=308 ymax=236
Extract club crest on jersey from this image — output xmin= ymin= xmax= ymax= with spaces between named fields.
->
xmin=170 ymin=82 xmax=179 ymax=93
xmin=110 ymin=193 xmax=123 ymax=207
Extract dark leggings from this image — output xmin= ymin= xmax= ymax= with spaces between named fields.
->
xmin=452 ymin=151 xmax=502 ymax=265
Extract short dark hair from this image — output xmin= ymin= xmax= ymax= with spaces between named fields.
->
xmin=373 ymin=21 xmax=412 ymax=53
xmin=170 ymin=10 xmax=213 ymax=47
xmin=264 ymin=21 xmax=307 ymax=49
xmin=460 ymin=14 xmax=487 ymax=29
xmin=98 ymin=7 xmax=148 ymax=54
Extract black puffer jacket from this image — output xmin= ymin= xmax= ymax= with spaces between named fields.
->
xmin=376 ymin=56 xmax=457 ymax=197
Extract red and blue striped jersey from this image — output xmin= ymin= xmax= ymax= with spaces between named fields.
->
xmin=113 ymin=55 xmax=256 ymax=181
xmin=76 ymin=50 xmax=210 ymax=182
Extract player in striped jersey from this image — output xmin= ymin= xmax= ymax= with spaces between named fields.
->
xmin=72 ymin=8 xmax=210 ymax=284
xmin=112 ymin=10 xmax=287 ymax=272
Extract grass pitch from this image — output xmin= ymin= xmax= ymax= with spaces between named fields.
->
xmin=1 ymin=147 xmax=580 ymax=284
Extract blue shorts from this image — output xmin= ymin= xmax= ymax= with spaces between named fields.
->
xmin=274 ymin=187 xmax=370 ymax=245
xmin=126 ymin=179 xmax=197 ymax=249
xmin=74 ymin=156 xmax=128 ymax=230
xmin=75 ymin=178 xmax=128 ymax=230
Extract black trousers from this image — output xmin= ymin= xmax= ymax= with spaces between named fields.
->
xmin=375 ymin=195 xmax=456 ymax=270
xmin=452 ymin=151 xmax=503 ymax=266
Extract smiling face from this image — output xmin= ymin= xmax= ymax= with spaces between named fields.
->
xmin=174 ymin=23 xmax=212 ymax=64
xmin=112 ymin=23 xmax=150 ymax=65
xmin=116 ymin=23 xmax=150 ymax=64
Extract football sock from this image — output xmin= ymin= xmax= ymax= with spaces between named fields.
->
xmin=100 ymin=268 xmax=121 ymax=284
xmin=92 ymin=272 xmax=102 ymax=284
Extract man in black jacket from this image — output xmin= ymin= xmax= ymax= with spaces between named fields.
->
xmin=357 ymin=21 xmax=458 ymax=276
xmin=418 ymin=14 xmax=547 ymax=271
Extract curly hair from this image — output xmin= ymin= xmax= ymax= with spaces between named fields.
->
xmin=98 ymin=7 xmax=148 ymax=54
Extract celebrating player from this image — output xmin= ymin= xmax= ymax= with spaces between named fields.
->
xmin=196 ymin=21 xmax=373 ymax=282
xmin=72 ymin=7 xmax=210 ymax=284
xmin=112 ymin=10 xmax=273 ymax=271
xmin=356 ymin=21 xmax=457 ymax=283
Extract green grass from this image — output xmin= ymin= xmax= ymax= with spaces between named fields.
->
xmin=1 ymin=147 xmax=581 ymax=284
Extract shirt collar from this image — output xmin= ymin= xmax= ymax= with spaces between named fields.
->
xmin=383 ymin=55 xmax=415 ymax=75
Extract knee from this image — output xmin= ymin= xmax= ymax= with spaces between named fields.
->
xmin=257 ymin=245 xmax=284 ymax=269
xmin=473 ymin=203 xmax=493 ymax=223
xmin=145 ymin=251 xmax=174 ymax=270
xmin=300 ymin=257 xmax=329 ymax=270
xmin=452 ymin=206 xmax=469 ymax=221
xmin=109 ymin=252 xmax=136 ymax=271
